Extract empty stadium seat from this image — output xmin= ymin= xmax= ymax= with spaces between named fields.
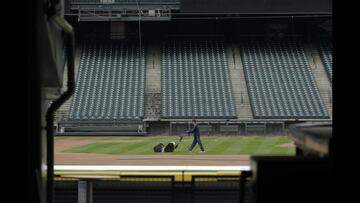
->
xmin=161 ymin=39 xmax=237 ymax=119
xmin=318 ymin=40 xmax=332 ymax=83
xmin=240 ymin=40 xmax=329 ymax=119
xmin=69 ymin=40 xmax=145 ymax=121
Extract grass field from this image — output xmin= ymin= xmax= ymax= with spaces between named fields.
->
xmin=58 ymin=136 xmax=295 ymax=155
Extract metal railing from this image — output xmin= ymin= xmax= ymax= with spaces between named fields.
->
xmin=55 ymin=173 xmax=254 ymax=203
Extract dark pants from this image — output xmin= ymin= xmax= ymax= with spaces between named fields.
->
xmin=188 ymin=135 xmax=205 ymax=151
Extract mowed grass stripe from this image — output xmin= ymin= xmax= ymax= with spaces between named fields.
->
xmin=233 ymin=137 xmax=263 ymax=154
xmin=61 ymin=136 xmax=295 ymax=155
xmin=55 ymin=136 xmax=146 ymax=141
xmin=179 ymin=136 xmax=232 ymax=153
xmin=221 ymin=137 xmax=254 ymax=154
xmin=270 ymin=142 xmax=295 ymax=155
xmin=63 ymin=142 xmax=120 ymax=153
xmin=124 ymin=141 xmax=162 ymax=154
xmin=253 ymin=137 xmax=282 ymax=154
xmin=268 ymin=145 xmax=294 ymax=155
xmin=270 ymin=137 xmax=295 ymax=155
xmin=101 ymin=141 xmax=152 ymax=154
xmin=92 ymin=143 xmax=127 ymax=154
xmin=209 ymin=138 xmax=242 ymax=154
xmin=95 ymin=142 xmax=141 ymax=154
xmin=233 ymin=136 xmax=264 ymax=154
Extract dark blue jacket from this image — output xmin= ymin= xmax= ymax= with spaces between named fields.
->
xmin=187 ymin=124 xmax=200 ymax=137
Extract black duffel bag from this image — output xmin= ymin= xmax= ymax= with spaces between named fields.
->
xmin=153 ymin=143 xmax=165 ymax=152
xmin=164 ymin=142 xmax=176 ymax=152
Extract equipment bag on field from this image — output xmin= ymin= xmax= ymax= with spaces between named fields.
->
xmin=153 ymin=136 xmax=183 ymax=153
xmin=153 ymin=143 xmax=165 ymax=152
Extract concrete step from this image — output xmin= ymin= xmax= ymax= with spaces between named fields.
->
xmin=304 ymin=44 xmax=332 ymax=117
xmin=144 ymin=89 xmax=161 ymax=119
xmin=145 ymin=44 xmax=161 ymax=95
xmin=227 ymin=44 xmax=253 ymax=120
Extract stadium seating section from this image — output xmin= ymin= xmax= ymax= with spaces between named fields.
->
xmin=318 ymin=40 xmax=332 ymax=83
xmin=161 ymin=39 xmax=237 ymax=119
xmin=66 ymin=38 xmax=331 ymax=124
xmin=69 ymin=40 xmax=145 ymax=121
xmin=240 ymin=40 xmax=329 ymax=119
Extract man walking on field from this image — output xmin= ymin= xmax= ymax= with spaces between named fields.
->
xmin=186 ymin=119 xmax=205 ymax=152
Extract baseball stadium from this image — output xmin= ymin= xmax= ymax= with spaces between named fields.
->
xmin=28 ymin=0 xmax=333 ymax=203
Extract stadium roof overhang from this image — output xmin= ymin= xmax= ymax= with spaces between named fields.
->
xmin=65 ymin=1 xmax=331 ymax=22
xmin=67 ymin=2 xmax=180 ymax=21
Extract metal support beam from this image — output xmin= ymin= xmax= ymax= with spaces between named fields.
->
xmin=169 ymin=122 xmax=172 ymax=136
xmin=264 ymin=123 xmax=266 ymax=135
xmin=245 ymin=123 xmax=248 ymax=135
xmin=282 ymin=122 xmax=285 ymax=135
xmin=239 ymin=171 xmax=253 ymax=203
xmin=208 ymin=123 xmax=211 ymax=136
xmin=78 ymin=180 xmax=93 ymax=203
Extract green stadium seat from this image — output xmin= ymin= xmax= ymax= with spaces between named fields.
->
xmin=160 ymin=39 xmax=237 ymax=119
xmin=240 ymin=40 xmax=329 ymax=119
xmin=69 ymin=40 xmax=145 ymax=122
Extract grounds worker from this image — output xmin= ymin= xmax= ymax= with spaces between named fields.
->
xmin=186 ymin=119 xmax=205 ymax=152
